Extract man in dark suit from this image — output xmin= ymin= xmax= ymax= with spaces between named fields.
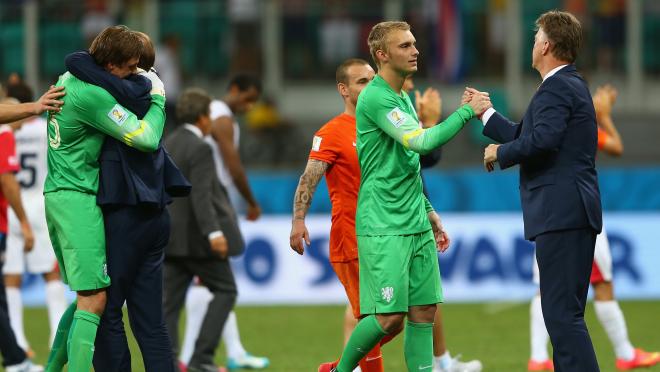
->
xmin=64 ymin=31 xmax=191 ymax=372
xmin=478 ymin=10 xmax=602 ymax=372
xmin=163 ymin=88 xmax=244 ymax=372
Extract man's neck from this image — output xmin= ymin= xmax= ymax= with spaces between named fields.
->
xmin=537 ymin=59 xmax=569 ymax=80
xmin=378 ymin=68 xmax=406 ymax=94
xmin=343 ymin=102 xmax=356 ymax=117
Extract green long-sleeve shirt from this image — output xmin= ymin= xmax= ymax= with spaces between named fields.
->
xmin=355 ymin=75 xmax=475 ymax=235
xmin=44 ymin=72 xmax=165 ymax=194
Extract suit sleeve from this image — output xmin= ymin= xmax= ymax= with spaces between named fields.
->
xmin=482 ymin=111 xmax=520 ymax=143
xmin=76 ymin=86 xmax=165 ymax=152
xmin=497 ymin=79 xmax=571 ymax=169
xmin=66 ymin=51 xmax=152 ymax=118
xmin=188 ymin=144 xmax=222 ymax=236
xmin=368 ymin=94 xmax=475 ymax=155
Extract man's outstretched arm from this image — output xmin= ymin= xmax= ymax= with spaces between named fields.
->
xmin=0 ymin=85 xmax=64 ymax=124
xmin=371 ymin=93 xmax=490 ymax=154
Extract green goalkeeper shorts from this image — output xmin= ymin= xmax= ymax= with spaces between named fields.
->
xmin=358 ymin=229 xmax=443 ymax=315
xmin=45 ymin=190 xmax=110 ymax=291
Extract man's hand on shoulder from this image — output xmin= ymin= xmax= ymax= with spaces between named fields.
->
xmin=33 ymin=85 xmax=65 ymax=115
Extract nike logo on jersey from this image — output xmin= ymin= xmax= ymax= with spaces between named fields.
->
xmin=418 ymin=364 xmax=433 ymax=370
xmin=352 ymin=142 xmax=356 ymax=147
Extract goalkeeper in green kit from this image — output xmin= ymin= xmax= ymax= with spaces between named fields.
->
xmin=43 ymin=26 xmax=166 ymax=371
xmin=327 ymin=22 xmax=492 ymax=372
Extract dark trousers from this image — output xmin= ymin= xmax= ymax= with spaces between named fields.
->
xmin=164 ymin=256 xmax=236 ymax=368
xmin=536 ymin=228 xmax=600 ymax=372
xmin=93 ymin=206 xmax=175 ymax=372
xmin=0 ymin=233 xmax=26 ymax=367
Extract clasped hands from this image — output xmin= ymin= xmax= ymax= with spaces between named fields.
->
xmin=462 ymin=87 xmax=499 ymax=172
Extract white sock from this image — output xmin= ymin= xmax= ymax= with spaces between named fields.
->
xmin=434 ymin=350 xmax=452 ymax=370
xmin=223 ymin=311 xmax=247 ymax=360
xmin=6 ymin=286 xmax=29 ymax=350
xmin=594 ymin=300 xmax=635 ymax=360
xmin=530 ymin=294 xmax=550 ymax=361
xmin=179 ymin=285 xmax=213 ymax=364
xmin=45 ymin=280 xmax=68 ymax=346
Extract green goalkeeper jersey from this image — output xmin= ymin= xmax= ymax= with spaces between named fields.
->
xmin=44 ymin=72 xmax=165 ymax=195
xmin=355 ymin=75 xmax=475 ymax=236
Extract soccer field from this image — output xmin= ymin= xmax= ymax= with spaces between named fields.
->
xmin=23 ymin=301 xmax=660 ymax=372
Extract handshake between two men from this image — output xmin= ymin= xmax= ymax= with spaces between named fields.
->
xmin=460 ymin=87 xmax=499 ymax=172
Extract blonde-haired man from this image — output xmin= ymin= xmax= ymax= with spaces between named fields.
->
xmin=323 ymin=21 xmax=491 ymax=372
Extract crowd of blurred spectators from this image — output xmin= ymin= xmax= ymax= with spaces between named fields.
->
xmin=1 ymin=0 xmax=659 ymax=167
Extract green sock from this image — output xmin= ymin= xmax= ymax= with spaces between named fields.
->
xmin=336 ymin=315 xmax=388 ymax=372
xmin=66 ymin=310 xmax=100 ymax=372
xmin=404 ymin=321 xmax=434 ymax=371
xmin=46 ymin=301 xmax=77 ymax=372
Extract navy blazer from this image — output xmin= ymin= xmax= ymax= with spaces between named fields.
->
xmin=483 ymin=65 xmax=602 ymax=240
xmin=65 ymin=52 xmax=191 ymax=208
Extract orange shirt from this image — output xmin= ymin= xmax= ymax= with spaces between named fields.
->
xmin=309 ymin=113 xmax=360 ymax=262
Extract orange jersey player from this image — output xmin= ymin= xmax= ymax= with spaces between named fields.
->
xmin=308 ymin=112 xmax=362 ymax=314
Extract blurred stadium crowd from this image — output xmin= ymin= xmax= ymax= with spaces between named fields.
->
xmin=2 ymin=0 xmax=660 ymax=170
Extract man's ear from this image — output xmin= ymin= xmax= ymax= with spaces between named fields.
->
xmin=376 ymin=49 xmax=388 ymax=65
xmin=337 ymin=82 xmax=348 ymax=98
xmin=542 ymin=41 xmax=551 ymax=56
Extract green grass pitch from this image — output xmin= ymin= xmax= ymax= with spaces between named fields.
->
xmin=22 ymin=301 xmax=660 ymax=371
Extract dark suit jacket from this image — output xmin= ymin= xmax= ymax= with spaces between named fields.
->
xmin=483 ymin=65 xmax=602 ymax=240
xmin=164 ymin=127 xmax=244 ymax=258
xmin=65 ymin=51 xmax=191 ymax=209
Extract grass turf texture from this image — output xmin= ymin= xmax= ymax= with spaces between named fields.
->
xmin=21 ymin=301 xmax=660 ymax=372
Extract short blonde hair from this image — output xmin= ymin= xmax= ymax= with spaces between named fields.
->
xmin=368 ymin=21 xmax=410 ymax=67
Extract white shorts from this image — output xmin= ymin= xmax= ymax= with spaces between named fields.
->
xmin=4 ymin=195 xmax=57 ymax=275
xmin=532 ymin=226 xmax=613 ymax=285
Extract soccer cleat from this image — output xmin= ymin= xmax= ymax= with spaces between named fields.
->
xmin=436 ymin=354 xmax=483 ymax=372
xmin=318 ymin=360 xmax=339 ymax=372
xmin=178 ymin=361 xmax=188 ymax=372
xmin=616 ymin=348 xmax=660 ymax=370
xmin=527 ymin=359 xmax=554 ymax=371
xmin=227 ymin=353 xmax=270 ymax=369
xmin=5 ymin=360 xmax=44 ymax=372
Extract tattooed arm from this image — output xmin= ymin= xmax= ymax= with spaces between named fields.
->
xmin=289 ymin=159 xmax=329 ymax=255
